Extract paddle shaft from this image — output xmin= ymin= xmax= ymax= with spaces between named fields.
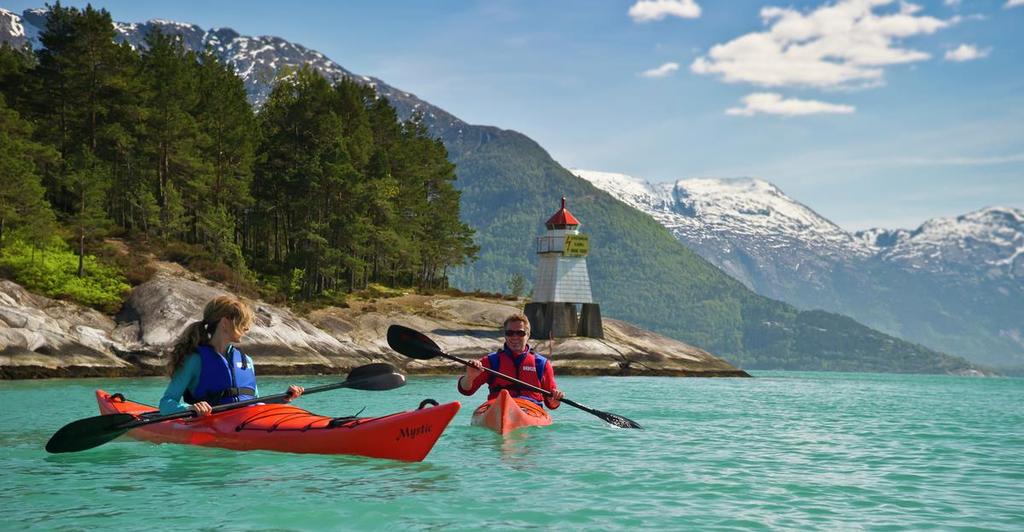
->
xmin=119 ymin=376 xmax=377 ymax=430
xmin=446 ymin=351 xmax=594 ymax=409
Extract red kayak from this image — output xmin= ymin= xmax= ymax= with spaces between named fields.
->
xmin=470 ymin=389 xmax=552 ymax=435
xmin=95 ymin=390 xmax=460 ymax=461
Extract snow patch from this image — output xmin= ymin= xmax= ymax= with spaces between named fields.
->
xmin=149 ymin=18 xmax=198 ymax=30
xmin=1 ymin=9 xmax=24 ymax=38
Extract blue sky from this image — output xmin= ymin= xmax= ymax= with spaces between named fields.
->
xmin=5 ymin=0 xmax=1022 ymax=230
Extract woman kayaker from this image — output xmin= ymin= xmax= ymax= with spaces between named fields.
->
xmin=457 ymin=313 xmax=564 ymax=408
xmin=159 ymin=295 xmax=303 ymax=415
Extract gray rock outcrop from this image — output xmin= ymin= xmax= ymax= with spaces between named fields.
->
xmin=0 ymin=267 xmax=748 ymax=378
xmin=0 ymin=280 xmax=133 ymax=378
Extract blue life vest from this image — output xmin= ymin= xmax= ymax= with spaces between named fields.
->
xmin=486 ymin=348 xmax=548 ymax=406
xmin=183 ymin=344 xmax=257 ymax=405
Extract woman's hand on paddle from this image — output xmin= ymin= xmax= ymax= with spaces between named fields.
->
xmin=547 ymin=389 xmax=564 ymax=408
xmin=285 ymin=385 xmax=304 ymax=402
xmin=190 ymin=401 xmax=212 ymax=417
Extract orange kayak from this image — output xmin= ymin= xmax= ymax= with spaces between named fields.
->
xmin=95 ymin=390 xmax=460 ymax=461
xmin=470 ymin=389 xmax=552 ymax=435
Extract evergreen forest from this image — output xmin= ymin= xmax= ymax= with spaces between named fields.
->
xmin=0 ymin=4 xmax=477 ymax=311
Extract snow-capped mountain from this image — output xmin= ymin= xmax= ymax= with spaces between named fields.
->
xmin=575 ymin=169 xmax=1024 ymax=369
xmin=860 ymin=208 xmax=1024 ymax=280
xmin=580 ymin=170 xmax=866 ymax=252
xmin=0 ymin=7 xmax=463 ymax=135
xmin=574 ymin=170 xmax=875 ymax=295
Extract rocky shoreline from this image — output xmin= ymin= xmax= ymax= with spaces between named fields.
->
xmin=0 ymin=264 xmax=749 ymax=379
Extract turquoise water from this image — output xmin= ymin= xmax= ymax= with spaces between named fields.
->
xmin=2 ymin=372 xmax=1023 ymax=530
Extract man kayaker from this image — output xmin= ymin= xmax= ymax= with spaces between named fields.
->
xmin=458 ymin=313 xmax=564 ymax=408
xmin=160 ymin=295 xmax=303 ymax=415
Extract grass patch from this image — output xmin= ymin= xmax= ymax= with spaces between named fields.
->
xmin=0 ymin=237 xmax=130 ymax=313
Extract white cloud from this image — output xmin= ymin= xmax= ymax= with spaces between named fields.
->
xmin=629 ymin=0 xmax=701 ymax=22
xmin=944 ymin=43 xmax=990 ymax=62
xmin=640 ymin=62 xmax=681 ymax=78
xmin=1006 ymin=0 xmax=1024 ymax=8
xmin=900 ymin=1 xmax=923 ymax=14
xmin=691 ymin=0 xmax=955 ymax=89
xmin=726 ymin=92 xmax=856 ymax=116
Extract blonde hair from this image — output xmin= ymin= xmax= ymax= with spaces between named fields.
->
xmin=502 ymin=313 xmax=530 ymax=336
xmin=167 ymin=295 xmax=255 ymax=375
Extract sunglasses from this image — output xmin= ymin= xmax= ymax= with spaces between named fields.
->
xmin=505 ymin=330 xmax=527 ymax=337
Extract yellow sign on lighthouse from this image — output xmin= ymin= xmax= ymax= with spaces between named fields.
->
xmin=563 ymin=234 xmax=589 ymax=257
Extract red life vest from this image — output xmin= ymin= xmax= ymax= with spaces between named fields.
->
xmin=485 ymin=347 xmax=549 ymax=406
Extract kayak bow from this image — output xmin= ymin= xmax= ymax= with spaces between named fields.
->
xmin=471 ymin=389 xmax=552 ymax=435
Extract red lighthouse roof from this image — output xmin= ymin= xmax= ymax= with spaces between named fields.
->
xmin=545 ymin=197 xmax=580 ymax=229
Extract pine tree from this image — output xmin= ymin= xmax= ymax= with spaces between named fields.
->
xmin=102 ymin=42 xmax=146 ymax=234
xmin=0 ymin=95 xmax=57 ymax=250
xmin=64 ymin=148 xmax=112 ymax=276
xmin=138 ymin=29 xmax=204 ymax=242
xmin=33 ymin=2 xmax=78 ymax=164
xmin=197 ymin=205 xmax=245 ymax=270
xmin=192 ymin=50 xmax=256 ymax=269
xmin=397 ymin=115 xmax=477 ymax=288
xmin=161 ymin=181 xmax=187 ymax=240
xmin=0 ymin=42 xmax=36 ymax=115
xmin=29 ymin=4 xmax=128 ymax=275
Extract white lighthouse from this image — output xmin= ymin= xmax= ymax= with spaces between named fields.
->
xmin=525 ymin=197 xmax=603 ymax=339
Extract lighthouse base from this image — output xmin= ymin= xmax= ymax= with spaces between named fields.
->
xmin=578 ymin=303 xmax=604 ymax=339
xmin=525 ymin=302 xmax=603 ymax=340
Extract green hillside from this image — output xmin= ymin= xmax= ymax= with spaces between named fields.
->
xmin=441 ymin=126 xmax=984 ymax=374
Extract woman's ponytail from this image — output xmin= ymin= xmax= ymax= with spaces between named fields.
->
xmin=167 ymin=320 xmax=210 ymax=376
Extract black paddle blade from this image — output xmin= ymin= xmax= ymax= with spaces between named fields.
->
xmin=45 ymin=413 xmax=137 ymax=454
xmin=596 ymin=411 xmax=643 ymax=430
xmin=345 ymin=363 xmax=407 ymax=391
xmin=565 ymin=399 xmax=643 ymax=429
xmin=387 ymin=325 xmax=443 ymax=360
xmin=347 ymin=362 xmax=400 ymax=381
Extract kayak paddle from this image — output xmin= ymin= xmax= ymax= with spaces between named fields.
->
xmin=386 ymin=324 xmax=642 ymax=429
xmin=45 ymin=362 xmax=407 ymax=454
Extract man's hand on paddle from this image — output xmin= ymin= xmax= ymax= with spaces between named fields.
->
xmin=460 ymin=360 xmax=483 ymax=391
xmin=547 ymin=388 xmax=564 ymax=408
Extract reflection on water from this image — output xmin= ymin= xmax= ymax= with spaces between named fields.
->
xmin=497 ymin=427 xmax=543 ymax=469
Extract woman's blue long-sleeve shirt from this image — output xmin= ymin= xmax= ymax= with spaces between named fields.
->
xmin=159 ymin=352 xmax=258 ymax=414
